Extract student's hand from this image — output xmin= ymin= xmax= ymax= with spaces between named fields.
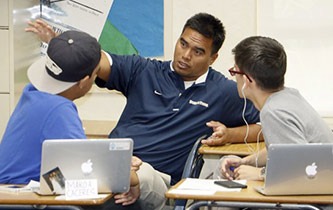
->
xmin=131 ymin=156 xmax=142 ymax=171
xmin=220 ymin=156 xmax=242 ymax=180
xmin=114 ymin=170 xmax=140 ymax=205
xmin=233 ymin=165 xmax=261 ymax=181
xmin=114 ymin=184 xmax=140 ymax=206
xmin=25 ymin=19 xmax=58 ymax=43
xmin=201 ymin=121 xmax=230 ymax=145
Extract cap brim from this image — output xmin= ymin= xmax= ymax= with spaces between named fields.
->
xmin=27 ymin=56 xmax=76 ymax=94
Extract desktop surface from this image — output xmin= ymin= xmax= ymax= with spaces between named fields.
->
xmin=199 ymin=142 xmax=265 ymax=156
xmin=0 ymin=188 xmax=112 ymax=206
xmin=166 ymin=179 xmax=333 ymax=205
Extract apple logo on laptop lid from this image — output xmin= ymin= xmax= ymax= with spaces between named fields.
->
xmin=305 ymin=162 xmax=317 ymax=179
xmin=81 ymin=159 xmax=93 ymax=176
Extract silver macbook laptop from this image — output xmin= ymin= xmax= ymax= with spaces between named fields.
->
xmin=37 ymin=138 xmax=133 ymax=195
xmin=255 ymin=143 xmax=333 ymax=195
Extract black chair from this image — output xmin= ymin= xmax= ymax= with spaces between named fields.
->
xmin=173 ymin=135 xmax=206 ymax=210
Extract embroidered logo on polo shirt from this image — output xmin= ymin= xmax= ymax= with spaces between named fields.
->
xmin=154 ymin=90 xmax=162 ymax=95
xmin=189 ymin=100 xmax=208 ymax=108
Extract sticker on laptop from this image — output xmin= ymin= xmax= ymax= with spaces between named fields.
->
xmin=109 ymin=141 xmax=131 ymax=150
xmin=42 ymin=167 xmax=66 ymax=194
xmin=65 ymin=179 xmax=98 ymax=200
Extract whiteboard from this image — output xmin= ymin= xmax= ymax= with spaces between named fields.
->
xmin=257 ymin=0 xmax=333 ymax=117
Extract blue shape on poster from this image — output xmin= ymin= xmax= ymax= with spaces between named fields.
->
xmin=108 ymin=0 xmax=164 ymax=57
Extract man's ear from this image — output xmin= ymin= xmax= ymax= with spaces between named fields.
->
xmin=78 ymin=75 xmax=90 ymax=89
xmin=209 ymin=53 xmax=218 ymax=65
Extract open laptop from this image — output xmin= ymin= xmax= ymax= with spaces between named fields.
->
xmin=36 ymin=138 xmax=133 ymax=195
xmin=255 ymin=143 xmax=333 ymax=195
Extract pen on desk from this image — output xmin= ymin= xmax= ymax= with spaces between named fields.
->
xmin=229 ymin=166 xmax=237 ymax=180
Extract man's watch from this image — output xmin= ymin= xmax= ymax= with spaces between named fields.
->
xmin=259 ymin=167 xmax=266 ymax=180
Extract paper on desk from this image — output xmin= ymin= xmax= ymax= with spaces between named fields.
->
xmin=55 ymin=194 xmax=109 ymax=200
xmin=168 ymin=178 xmax=246 ymax=195
xmin=26 ymin=180 xmax=40 ymax=189
xmin=0 ymin=180 xmax=40 ymax=193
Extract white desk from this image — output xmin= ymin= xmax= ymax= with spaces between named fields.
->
xmin=166 ymin=179 xmax=333 ymax=210
xmin=0 ymin=188 xmax=112 ymax=209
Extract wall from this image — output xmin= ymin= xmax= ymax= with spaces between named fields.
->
xmin=4 ymin=1 xmax=331 ymax=130
xmin=0 ymin=0 xmax=43 ymax=140
xmin=75 ymin=0 xmax=333 ymax=128
xmin=0 ymin=0 xmax=10 ymax=138
xmin=74 ymin=0 xmax=258 ymax=122
xmin=257 ymin=0 xmax=333 ymax=117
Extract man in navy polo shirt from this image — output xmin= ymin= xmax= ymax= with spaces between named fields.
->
xmin=27 ymin=13 xmax=261 ymax=210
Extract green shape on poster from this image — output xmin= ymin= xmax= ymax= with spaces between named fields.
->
xmin=99 ymin=20 xmax=138 ymax=55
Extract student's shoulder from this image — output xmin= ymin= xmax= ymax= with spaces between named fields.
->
xmin=111 ymin=53 xmax=169 ymax=70
xmin=207 ymin=69 xmax=236 ymax=87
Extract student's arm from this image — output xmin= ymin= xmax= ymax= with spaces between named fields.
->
xmin=232 ymin=148 xmax=267 ymax=180
xmin=216 ymin=148 xmax=267 ymax=181
xmin=131 ymin=156 xmax=143 ymax=171
xmin=25 ymin=19 xmax=58 ymax=43
xmin=130 ymin=170 xmax=139 ymax=187
xmin=113 ymin=157 xmax=142 ymax=205
xmin=113 ymin=170 xmax=140 ymax=205
xmin=241 ymin=147 xmax=267 ymax=167
xmin=25 ymin=19 xmax=112 ymax=83
xmin=98 ymin=51 xmax=112 ymax=82
xmin=202 ymin=121 xmax=263 ymax=145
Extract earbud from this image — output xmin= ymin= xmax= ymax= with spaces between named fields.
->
xmin=241 ymin=83 xmax=246 ymax=91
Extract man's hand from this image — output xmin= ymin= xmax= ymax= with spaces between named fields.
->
xmin=201 ymin=121 xmax=230 ymax=146
xmin=25 ymin=19 xmax=58 ymax=43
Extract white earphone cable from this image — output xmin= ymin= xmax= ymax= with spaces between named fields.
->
xmin=241 ymin=84 xmax=260 ymax=167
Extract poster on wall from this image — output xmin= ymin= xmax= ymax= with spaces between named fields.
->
xmin=40 ymin=0 xmax=113 ymax=39
xmin=40 ymin=0 xmax=113 ymax=54
xmin=104 ymin=0 xmax=164 ymax=57
xmin=40 ymin=0 xmax=163 ymax=57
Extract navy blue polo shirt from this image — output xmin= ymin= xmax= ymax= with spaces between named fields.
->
xmin=96 ymin=53 xmax=259 ymax=184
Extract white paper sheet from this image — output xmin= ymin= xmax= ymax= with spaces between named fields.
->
xmin=168 ymin=178 xmax=247 ymax=195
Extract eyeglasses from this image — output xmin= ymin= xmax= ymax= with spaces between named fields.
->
xmin=228 ymin=67 xmax=252 ymax=82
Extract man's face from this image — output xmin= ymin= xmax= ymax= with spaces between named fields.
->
xmin=173 ymin=27 xmax=218 ymax=81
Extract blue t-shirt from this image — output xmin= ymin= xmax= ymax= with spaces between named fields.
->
xmin=0 ymin=84 xmax=86 ymax=184
xmin=96 ymin=54 xmax=260 ymax=184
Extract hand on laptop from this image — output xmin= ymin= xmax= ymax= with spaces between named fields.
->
xmin=114 ymin=184 xmax=140 ymax=206
xmin=114 ymin=170 xmax=140 ymax=205
xmin=131 ymin=156 xmax=142 ymax=171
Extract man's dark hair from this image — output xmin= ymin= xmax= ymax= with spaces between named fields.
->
xmin=182 ymin=13 xmax=226 ymax=55
xmin=232 ymin=36 xmax=287 ymax=91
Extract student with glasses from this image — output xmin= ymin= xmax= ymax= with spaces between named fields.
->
xmin=214 ymin=36 xmax=333 ymax=181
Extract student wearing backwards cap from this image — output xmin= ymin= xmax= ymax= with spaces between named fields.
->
xmin=0 ymin=30 xmax=142 ymax=210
